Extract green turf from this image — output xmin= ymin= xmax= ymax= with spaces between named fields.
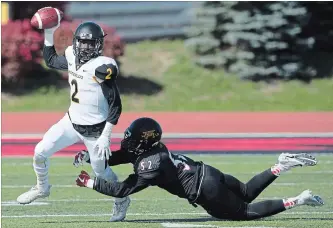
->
xmin=2 ymin=40 xmax=333 ymax=112
xmin=2 ymin=154 xmax=333 ymax=228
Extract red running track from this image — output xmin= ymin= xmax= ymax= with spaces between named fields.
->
xmin=2 ymin=137 xmax=333 ymax=157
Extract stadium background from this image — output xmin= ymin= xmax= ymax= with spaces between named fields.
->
xmin=1 ymin=1 xmax=333 ymax=228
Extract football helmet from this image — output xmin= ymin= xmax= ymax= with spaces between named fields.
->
xmin=73 ymin=21 xmax=105 ymax=63
xmin=121 ymin=117 xmax=162 ymax=155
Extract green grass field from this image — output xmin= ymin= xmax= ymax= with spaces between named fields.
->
xmin=2 ymin=154 xmax=332 ymax=228
xmin=2 ymin=40 xmax=333 ymax=112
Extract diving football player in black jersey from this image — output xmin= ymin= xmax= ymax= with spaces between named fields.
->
xmin=75 ymin=117 xmax=324 ymax=221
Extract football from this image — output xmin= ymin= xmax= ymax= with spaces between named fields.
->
xmin=30 ymin=7 xmax=63 ymax=29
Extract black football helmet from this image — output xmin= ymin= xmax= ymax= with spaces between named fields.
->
xmin=73 ymin=21 xmax=105 ymax=64
xmin=121 ymin=117 xmax=162 ymax=155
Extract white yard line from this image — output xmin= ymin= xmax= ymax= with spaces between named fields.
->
xmin=2 ymin=201 xmax=49 ymax=206
xmin=2 ymin=182 xmax=333 ymax=189
xmin=2 ymin=211 xmax=333 ymax=219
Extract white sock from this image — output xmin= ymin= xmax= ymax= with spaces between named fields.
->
xmin=33 ymin=156 xmax=50 ymax=191
xmin=283 ymin=197 xmax=299 ymax=209
xmin=271 ymin=163 xmax=290 ymax=176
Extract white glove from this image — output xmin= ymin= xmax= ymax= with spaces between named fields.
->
xmin=93 ymin=122 xmax=113 ymax=160
xmin=94 ymin=135 xmax=112 ymax=160
xmin=44 ymin=23 xmax=60 ymax=46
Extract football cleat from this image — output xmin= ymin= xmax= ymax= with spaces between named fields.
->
xmin=297 ymin=189 xmax=324 ymax=207
xmin=17 ymin=185 xmax=52 ymax=205
xmin=109 ymin=197 xmax=131 ymax=222
xmin=278 ymin=153 xmax=317 ymax=168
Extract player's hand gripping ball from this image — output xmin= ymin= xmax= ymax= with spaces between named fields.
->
xmin=30 ymin=7 xmax=63 ymax=29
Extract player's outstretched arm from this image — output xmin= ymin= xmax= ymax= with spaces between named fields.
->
xmin=43 ymin=23 xmax=68 ymax=70
xmin=76 ymin=171 xmax=150 ymax=198
xmin=73 ymin=148 xmax=131 ymax=168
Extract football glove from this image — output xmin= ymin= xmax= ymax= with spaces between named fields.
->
xmin=76 ymin=170 xmax=92 ymax=188
xmin=44 ymin=22 xmax=60 ymax=46
xmin=73 ymin=150 xmax=90 ymax=168
xmin=94 ymin=134 xmax=112 ymax=160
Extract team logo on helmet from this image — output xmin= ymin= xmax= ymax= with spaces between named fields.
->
xmin=142 ymin=130 xmax=160 ymax=140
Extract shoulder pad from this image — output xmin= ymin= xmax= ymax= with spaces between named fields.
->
xmin=95 ymin=61 xmax=119 ymax=81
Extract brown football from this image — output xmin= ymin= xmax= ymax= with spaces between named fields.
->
xmin=31 ymin=7 xmax=63 ymax=29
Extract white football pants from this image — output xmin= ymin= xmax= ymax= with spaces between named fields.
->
xmin=33 ymin=113 xmax=124 ymax=202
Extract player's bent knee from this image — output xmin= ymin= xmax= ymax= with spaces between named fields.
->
xmin=33 ymin=152 xmax=47 ymax=165
xmin=34 ymin=141 xmax=51 ymax=161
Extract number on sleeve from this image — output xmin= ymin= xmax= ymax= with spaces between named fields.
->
xmin=105 ymin=68 xmax=112 ymax=80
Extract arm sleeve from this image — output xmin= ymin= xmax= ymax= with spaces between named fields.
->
xmin=95 ymin=63 xmax=119 ymax=81
xmin=107 ymin=149 xmax=131 ymax=166
xmin=43 ymin=45 xmax=68 ymax=70
xmin=93 ymin=174 xmax=151 ymax=198
xmin=100 ymin=80 xmax=122 ymax=125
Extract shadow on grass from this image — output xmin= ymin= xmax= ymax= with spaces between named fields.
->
xmin=39 ymin=217 xmax=219 ymax=224
xmin=2 ymin=65 xmax=163 ymax=97
xmin=39 ymin=216 xmax=333 ymax=224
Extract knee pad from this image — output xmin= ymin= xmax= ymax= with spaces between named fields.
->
xmin=34 ymin=142 xmax=48 ymax=164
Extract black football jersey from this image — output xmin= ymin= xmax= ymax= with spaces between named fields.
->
xmin=93 ymin=142 xmax=204 ymax=204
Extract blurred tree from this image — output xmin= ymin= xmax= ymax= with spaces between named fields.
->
xmin=185 ymin=1 xmax=333 ymax=81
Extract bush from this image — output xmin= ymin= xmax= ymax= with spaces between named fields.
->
xmin=1 ymin=19 xmax=44 ymax=90
xmin=185 ymin=2 xmax=333 ymax=81
xmin=2 ymin=18 xmax=125 ymax=91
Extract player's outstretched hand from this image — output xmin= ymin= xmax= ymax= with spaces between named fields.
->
xmin=76 ymin=170 xmax=91 ymax=187
xmin=73 ymin=150 xmax=90 ymax=168
xmin=94 ymin=135 xmax=112 ymax=160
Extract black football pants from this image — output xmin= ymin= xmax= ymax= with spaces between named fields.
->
xmin=197 ymin=164 xmax=286 ymax=220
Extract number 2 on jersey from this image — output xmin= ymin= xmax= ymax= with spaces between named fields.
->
xmin=71 ymin=79 xmax=79 ymax=103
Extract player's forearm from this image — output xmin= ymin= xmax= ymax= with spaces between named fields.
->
xmin=43 ymin=27 xmax=68 ymax=70
xmin=107 ymin=150 xmax=131 ymax=166
xmin=43 ymin=45 xmax=68 ymax=70
xmin=106 ymin=102 xmax=122 ymax=125
xmin=101 ymin=82 xmax=122 ymax=125
xmin=92 ymin=177 xmax=136 ymax=198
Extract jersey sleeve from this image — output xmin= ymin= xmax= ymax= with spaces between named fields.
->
xmin=93 ymin=174 xmax=150 ymax=198
xmin=100 ymin=77 xmax=122 ymax=125
xmin=94 ymin=57 xmax=119 ymax=81
xmin=43 ymin=45 xmax=68 ymax=70
xmin=94 ymin=60 xmax=119 ymax=81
